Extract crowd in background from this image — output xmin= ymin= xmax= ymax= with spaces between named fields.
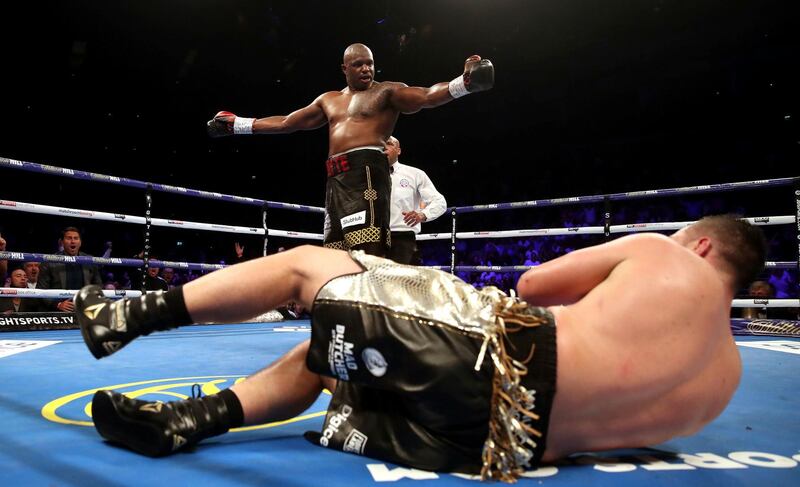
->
xmin=2 ymin=195 xmax=798 ymax=320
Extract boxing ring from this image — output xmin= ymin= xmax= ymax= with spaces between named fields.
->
xmin=1 ymin=156 xmax=799 ymax=486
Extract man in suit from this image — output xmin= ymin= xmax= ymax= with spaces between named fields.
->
xmin=38 ymin=226 xmax=103 ymax=311
xmin=0 ymin=268 xmax=46 ymax=314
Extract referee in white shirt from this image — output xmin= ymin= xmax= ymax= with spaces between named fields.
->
xmin=384 ymin=136 xmax=447 ymax=265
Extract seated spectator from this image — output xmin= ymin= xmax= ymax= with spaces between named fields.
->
xmin=23 ymin=262 xmax=40 ymax=288
xmin=38 ymin=227 xmax=103 ymax=312
xmin=22 ymin=262 xmax=49 ymax=311
xmin=161 ymin=267 xmax=176 ymax=289
xmin=0 ymin=268 xmax=45 ymax=314
xmin=740 ymin=280 xmax=774 ymax=319
xmin=143 ymin=261 xmax=169 ymax=292
xmin=0 ymin=232 xmax=6 ymax=282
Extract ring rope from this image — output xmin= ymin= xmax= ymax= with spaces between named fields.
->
xmin=427 ymin=262 xmax=797 ymax=272
xmin=0 ymin=199 xmax=322 ymax=240
xmin=0 ymin=252 xmax=225 ymax=272
xmin=454 ymin=176 xmax=800 ymax=213
xmin=0 ymin=288 xmax=142 ymax=299
xmin=731 ymin=299 xmax=800 ymax=308
xmin=2 ymin=288 xmax=795 ymax=308
xmin=416 ymin=216 xmax=795 ymax=241
xmin=2 ymin=158 xmax=796 ymax=308
xmin=4 ymin=156 xmax=797 ymax=216
xmin=2 ymin=251 xmax=795 ymax=277
xmin=0 ymin=156 xmax=325 ymax=214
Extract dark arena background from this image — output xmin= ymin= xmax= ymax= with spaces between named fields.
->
xmin=1 ymin=1 xmax=799 ymax=486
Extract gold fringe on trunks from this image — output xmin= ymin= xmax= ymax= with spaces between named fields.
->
xmin=477 ymin=290 xmax=549 ymax=483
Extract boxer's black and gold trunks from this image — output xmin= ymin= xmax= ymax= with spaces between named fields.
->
xmin=305 ymin=251 xmax=557 ymax=480
xmin=323 ymin=148 xmax=391 ymax=256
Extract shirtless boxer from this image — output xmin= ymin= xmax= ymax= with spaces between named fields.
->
xmin=75 ymin=214 xmax=766 ymax=481
xmin=207 ymin=43 xmax=493 ymax=256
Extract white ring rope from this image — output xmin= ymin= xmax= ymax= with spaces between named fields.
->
xmin=0 ymin=288 xmax=142 ymax=299
xmin=431 ymin=262 xmax=797 ymax=272
xmin=1 ymin=160 xmax=796 ymax=310
xmin=416 ymin=216 xmax=796 ymax=241
xmin=0 ymin=156 xmax=325 ymax=213
xmin=731 ymin=299 xmax=800 ymax=308
xmin=2 ymin=289 xmax=795 ymax=308
xmin=0 ymin=251 xmax=226 ymax=272
xmin=0 ymin=199 xmax=323 ymax=240
xmin=6 ymin=198 xmax=790 ymax=244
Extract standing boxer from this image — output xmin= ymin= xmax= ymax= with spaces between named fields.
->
xmin=207 ymin=43 xmax=493 ymax=257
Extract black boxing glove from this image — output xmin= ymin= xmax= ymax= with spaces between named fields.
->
xmin=206 ymin=111 xmax=256 ymax=137
xmin=448 ymin=56 xmax=494 ymax=99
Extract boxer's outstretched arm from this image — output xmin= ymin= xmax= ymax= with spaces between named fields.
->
xmin=207 ymin=96 xmax=328 ymax=137
xmin=252 ymin=96 xmax=328 ymax=134
xmin=516 ymin=234 xmax=662 ymax=306
xmin=390 ymin=83 xmax=453 ymax=114
xmin=390 ymin=55 xmax=494 ymax=114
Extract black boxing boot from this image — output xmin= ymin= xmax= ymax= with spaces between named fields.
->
xmin=75 ymin=285 xmax=193 ymax=359
xmin=91 ymin=388 xmax=244 ymax=457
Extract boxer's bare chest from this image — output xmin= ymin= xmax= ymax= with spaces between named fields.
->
xmin=325 ymin=84 xmax=395 ymax=123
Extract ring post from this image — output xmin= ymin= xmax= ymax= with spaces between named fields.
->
xmin=793 ymin=178 xmax=800 ymax=319
xmin=450 ymin=208 xmax=457 ymax=275
xmin=262 ymin=203 xmax=269 ymax=257
xmin=140 ymin=184 xmax=153 ymax=291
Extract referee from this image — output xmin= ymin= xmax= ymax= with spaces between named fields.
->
xmin=384 ymin=136 xmax=447 ymax=265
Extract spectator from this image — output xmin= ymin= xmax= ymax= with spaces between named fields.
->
xmin=0 ymin=233 xmax=7 ymax=282
xmin=23 ymin=262 xmax=40 ymax=288
xmin=0 ymin=268 xmax=44 ymax=313
xmin=161 ymin=267 xmax=176 ymax=289
xmin=143 ymin=261 xmax=169 ymax=292
xmin=22 ymin=262 xmax=47 ymax=311
xmin=38 ymin=226 xmax=103 ymax=312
